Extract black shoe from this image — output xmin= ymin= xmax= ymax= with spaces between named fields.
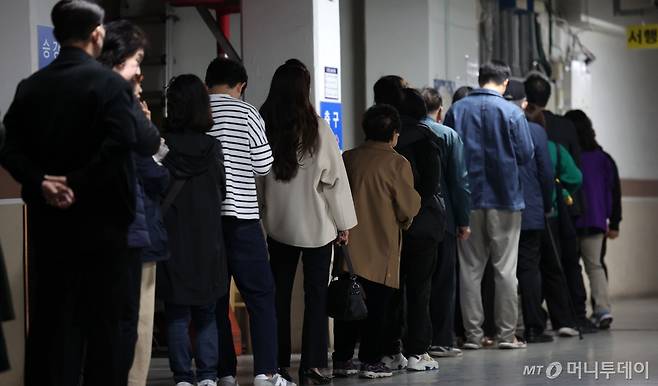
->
xmin=578 ymin=318 xmax=599 ymax=334
xmin=298 ymin=368 xmax=331 ymax=385
xmin=525 ymin=329 xmax=554 ymax=343
xmin=278 ymin=368 xmax=294 ymax=383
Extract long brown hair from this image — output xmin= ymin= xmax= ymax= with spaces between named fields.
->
xmin=260 ymin=61 xmax=318 ymax=181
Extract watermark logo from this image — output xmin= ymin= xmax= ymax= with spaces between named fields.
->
xmin=546 ymin=362 xmax=563 ymax=379
xmin=523 ymin=361 xmax=649 ymax=381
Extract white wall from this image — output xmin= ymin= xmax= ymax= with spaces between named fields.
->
xmin=0 ymin=0 xmax=32 ymax=117
xmin=364 ymin=0 xmax=430 ymax=104
xmin=428 ymin=0 xmax=479 ymax=86
xmin=242 ymin=0 xmax=315 ymax=108
xmin=578 ymin=31 xmax=658 ymax=180
xmin=363 ymin=0 xmax=478 ymax=106
xmin=170 ymin=7 xmax=217 ymax=80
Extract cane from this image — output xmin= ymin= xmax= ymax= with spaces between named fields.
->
xmin=544 ymin=216 xmax=584 ymax=340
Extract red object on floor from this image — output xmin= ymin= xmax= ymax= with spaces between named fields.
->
xmin=229 ymin=307 xmax=242 ymax=355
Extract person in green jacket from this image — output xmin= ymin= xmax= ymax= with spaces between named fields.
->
xmin=547 ymin=141 xmax=583 ymax=216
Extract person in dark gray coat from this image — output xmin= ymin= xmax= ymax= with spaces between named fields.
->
xmin=157 ymin=74 xmax=227 ymax=386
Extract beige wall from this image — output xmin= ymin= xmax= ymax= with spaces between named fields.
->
xmin=0 ymin=204 xmax=25 ymax=385
xmin=604 ymin=198 xmax=658 ymax=300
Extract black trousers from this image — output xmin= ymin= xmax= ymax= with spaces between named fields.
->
xmin=119 ymin=252 xmax=144 ymax=383
xmin=25 ymin=223 xmax=133 ymax=386
xmin=430 ymin=235 xmax=457 ymax=347
xmin=333 ymin=277 xmax=396 ymax=365
xmin=558 ymin=218 xmax=588 ymax=321
xmin=216 ymin=219 xmax=278 ymax=376
xmin=386 ymin=236 xmax=438 ymax=356
xmin=268 ymin=238 xmax=332 ymax=369
xmin=516 ymin=230 xmax=545 ymax=333
xmin=540 ymin=218 xmax=577 ymax=329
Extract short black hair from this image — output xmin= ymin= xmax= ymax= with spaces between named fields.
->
xmin=420 ymin=87 xmax=442 ymax=113
xmin=524 ymin=74 xmax=551 ymax=107
xmin=373 ymin=75 xmax=405 ymax=109
xmin=51 ymin=0 xmax=104 ymax=44
xmin=97 ymin=20 xmax=147 ymax=68
xmin=399 ymin=88 xmax=427 ymax=120
xmin=478 ymin=60 xmax=511 ymax=86
xmin=362 ymin=104 xmax=401 ymax=142
xmin=165 ymin=74 xmax=214 ymax=133
xmin=452 ymin=86 xmax=473 ymax=104
xmin=205 ymin=57 xmax=248 ymax=88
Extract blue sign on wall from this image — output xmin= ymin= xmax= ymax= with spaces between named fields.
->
xmin=320 ymin=101 xmax=343 ymax=150
xmin=38 ymin=25 xmax=60 ymax=69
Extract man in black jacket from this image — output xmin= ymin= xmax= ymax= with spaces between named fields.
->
xmin=525 ymin=74 xmax=595 ymax=333
xmin=0 ymin=1 xmax=159 ymax=385
xmin=375 ymin=79 xmax=445 ymax=372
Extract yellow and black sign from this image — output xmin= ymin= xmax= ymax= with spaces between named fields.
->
xmin=627 ymin=24 xmax=658 ymax=49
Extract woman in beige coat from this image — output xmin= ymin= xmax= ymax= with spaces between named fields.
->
xmin=332 ymin=104 xmax=421 ymax=379
xmin=258 ymin=60 xmax=357 ymax=385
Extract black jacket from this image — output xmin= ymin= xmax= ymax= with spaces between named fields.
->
xmin=395 ymin=116 xmax=446 ymax=241
xmin=0 ymin=47 xmax=160 ymax=248
xmin=157 ymin=131 xmax=228 ymax=305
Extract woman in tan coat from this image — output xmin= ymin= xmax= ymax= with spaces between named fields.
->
xmin=258 ymin=60 xmax=357 ymax=385
xmin=332 ymin=104 xmax=421 ymax=379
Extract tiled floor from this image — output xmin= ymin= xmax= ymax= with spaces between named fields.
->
xmin=147 ymin=297 xmax=658 ymax=385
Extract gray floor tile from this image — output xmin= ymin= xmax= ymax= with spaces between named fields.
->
xmin=148 ymin=297 xmax=658 ymax=385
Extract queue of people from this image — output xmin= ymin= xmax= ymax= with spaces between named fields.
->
xmin=0 ymin=1 xmax=623 ymax=386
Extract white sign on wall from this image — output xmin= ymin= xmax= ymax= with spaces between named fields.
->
xmin=313 ymin=0 xmax=343 ymax=148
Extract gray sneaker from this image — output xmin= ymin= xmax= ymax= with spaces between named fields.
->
xmin=333 ymin=359 xmax=359 ymax=377
xmin=254 ymin=374 xmax=296 ymax=386
xmin=217 ymin=376 xmax=239 ymax=386
xmin=429 ymin=345 xmax=463 ymax=358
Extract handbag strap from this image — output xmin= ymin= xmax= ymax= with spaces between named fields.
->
xmin=161 ymin=179 xmax=186 ymax=214
xmin=340 ymin=244 xmax=356 ymax=275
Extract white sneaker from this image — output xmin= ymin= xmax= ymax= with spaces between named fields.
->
xmin=558 ymin=327 xmax=579 ymax=337
xmin=380 ymin=352 xmax=408 ymax=370
xmin=254 ymin=374 xmax=296 ymax=386
xmin=198 ymin=380 xmax=217 ymax=386
xmin=407 ymin=353 xmax=440 ymax=371
xmin=176 ymin=383 xmax=194 ymax=386
xmin=498 ymin=339 xmax=527 ymax=349
xmin=217 ymin=376 xmax=239 ymax=386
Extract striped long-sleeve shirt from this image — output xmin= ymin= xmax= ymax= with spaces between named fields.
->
xmin=208 ymin=93 xmax=273 ymax=219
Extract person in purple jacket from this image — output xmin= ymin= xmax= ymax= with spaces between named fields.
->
xmin=565 ymin=109 xmax=619 ymax=330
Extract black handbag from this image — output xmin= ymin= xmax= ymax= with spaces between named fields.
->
xmin=327 ymin=245 xmax=368 ymax=321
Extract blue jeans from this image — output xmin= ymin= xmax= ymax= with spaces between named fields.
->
xmin=166 ymin=303 xmax=218 ymax=383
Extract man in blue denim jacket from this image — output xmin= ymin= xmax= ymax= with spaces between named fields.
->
xmin=443 ymin=61 xmax=533 ymax=350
